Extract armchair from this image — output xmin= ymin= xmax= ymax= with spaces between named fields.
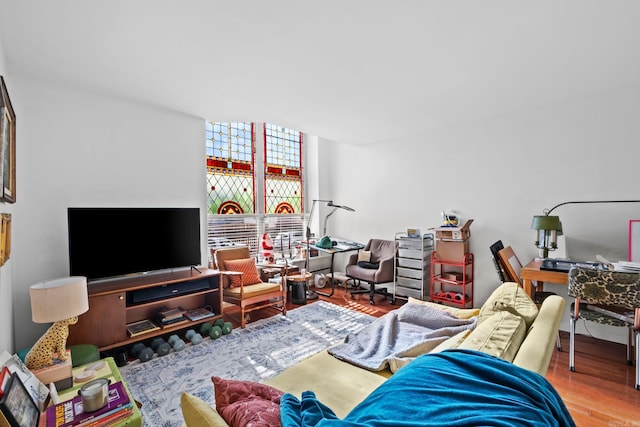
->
xmin=214 ymin=246 xmax=286 ymax=328
xmin=346 ymin=239 xmax=397 ymax=305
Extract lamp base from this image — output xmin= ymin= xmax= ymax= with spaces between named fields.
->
xmin=31 ymin=349 xmax=73 ymax=388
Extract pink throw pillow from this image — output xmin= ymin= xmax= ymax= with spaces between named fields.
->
xmin=212 ymin=376 xmax=283 ymax=427
xmin=223 ymin=258 xmax=262 ymax=288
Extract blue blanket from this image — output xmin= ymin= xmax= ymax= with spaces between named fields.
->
xmin=281 ymin=349 xmax=575 ymax=427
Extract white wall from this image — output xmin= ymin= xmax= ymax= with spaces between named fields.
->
xmin=0 ymin=35 xmax=14 ymax=353
xmin=11 ymin=76 xmax=207 ymax=351
xmin=322 ymin=86 xmax=640 ymax=343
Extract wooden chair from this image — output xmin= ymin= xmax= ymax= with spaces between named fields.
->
xmin=568 ymin=266 xmax=640 ymax=390
xmin=214 ymin=246 xmax=286 ymax=328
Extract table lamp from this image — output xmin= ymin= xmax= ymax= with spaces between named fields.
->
xmin=25 ymin=276 xmax=89 ymax=370
xmin=531 ymin=215 xmax=563 ymax=258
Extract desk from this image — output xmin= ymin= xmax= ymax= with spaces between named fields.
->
xmin=310 ymin=241 xmax=365 ymax=297
xmin=520 ymin=259 xmax=569 ymax=298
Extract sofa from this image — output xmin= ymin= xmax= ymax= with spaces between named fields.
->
xmin=181 ymin=282 xmax=568 ymax=426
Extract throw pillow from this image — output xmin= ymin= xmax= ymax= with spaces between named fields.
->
xmin=212 ymin=376 xmax=283 ymax=427
xmin=478 ymin=282 xmax=538 ymax=328
xmin=222 ymin=259 xmax=262 ymax=288
xmin=357 ymin=261 xmax=379 ymax=269
xmin=180 ymin=392 xmax=228 ymax=427
xmin=357 ymin=250 xmax=372 ymax=263
xmin=457 ymin=311 xmax=526 ymax=362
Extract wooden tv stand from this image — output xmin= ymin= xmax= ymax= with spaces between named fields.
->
xmin=68 ymin=268 xmax=222 ymax=351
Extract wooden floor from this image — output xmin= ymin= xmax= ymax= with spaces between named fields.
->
xmin=227 ymin=285 xmax=640 ymax=426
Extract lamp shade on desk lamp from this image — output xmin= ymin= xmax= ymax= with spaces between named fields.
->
xmin=25 ymin=276 xmax=89 ymax=370
xmin=531 ymin=215 xmax=563 ymax=258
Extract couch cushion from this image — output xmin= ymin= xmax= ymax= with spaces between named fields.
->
xmin=222 ymin=258 xmax=262 ymax=288
xmin=180 ymin=392 xmax=228 ymax=427
xmin=478 ymin=282 xmax=538 ymax=328
xmin=265 ymin=350 xmax=388 ymax=419
xmin=212 ymin=376 xmax=282 ymax=427
xmin=223 ymin=281 xmax=281 ymax=298
xmin=457 ymin=310 xmax=527 ymax=362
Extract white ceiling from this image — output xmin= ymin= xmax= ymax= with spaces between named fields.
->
xmin=1 ymin=0 xmax=639 ymax=144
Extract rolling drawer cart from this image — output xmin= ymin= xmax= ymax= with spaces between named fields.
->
xmin=394 ymin=233 xmax=434 ymax=301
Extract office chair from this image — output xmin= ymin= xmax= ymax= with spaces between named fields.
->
xmin=568 ymin=266 xmax=640 ymax=390
xmin=346 ymin=239 xmax=396 ymax=305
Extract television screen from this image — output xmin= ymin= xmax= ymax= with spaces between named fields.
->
xmin=68 ymin=207 xmax=201 ymax=282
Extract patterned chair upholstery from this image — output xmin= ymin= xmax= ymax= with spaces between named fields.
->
xmin=568 ymin=266 xmax=640 ymax=390
xmin=215 ymin=246 xmax=286 ymax=328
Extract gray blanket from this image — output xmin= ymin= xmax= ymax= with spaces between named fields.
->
xmin=328 ymin=303 xmax=477 ymax=372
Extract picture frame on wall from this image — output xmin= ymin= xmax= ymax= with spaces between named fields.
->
xmin=0 ymin=373 xmax=40 ymax=427
xmin=0 ymin=76 xmax=16 ymax=204
xmin=0 ymin=213 xmax=11 ymax=266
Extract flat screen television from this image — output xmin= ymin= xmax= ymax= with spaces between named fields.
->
xmin=68 ymin=207 xmax=201 ymax=282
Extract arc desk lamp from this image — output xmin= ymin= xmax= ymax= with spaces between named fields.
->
xmin=531 ymin=199 xmax=640 ymax=258
xmin=305 ymin=199 xmax=355 ymax=298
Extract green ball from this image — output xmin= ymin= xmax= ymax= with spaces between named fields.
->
xmin=209 ymin=325 xmax=222 ymax=339
xmin=200 ymin=322 xmax=212 ymax=335
xmin=221 ymin=322 xmax=232 ymax=335
xmin=214 ymin=318 xmax=225 ymax=328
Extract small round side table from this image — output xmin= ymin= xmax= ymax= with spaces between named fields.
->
xmin=287 ymin=272 xmax=312 ymax=304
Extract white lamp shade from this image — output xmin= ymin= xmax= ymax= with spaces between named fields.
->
xmin=29 ymin=276 xmax=89 ymax=323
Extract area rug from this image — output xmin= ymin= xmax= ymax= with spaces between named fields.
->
xmin=119 ymin=301 xmax=374 ymax=427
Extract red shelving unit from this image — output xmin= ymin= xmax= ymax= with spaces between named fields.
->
xmin=430 ymin=252 xmax=474 ymax=308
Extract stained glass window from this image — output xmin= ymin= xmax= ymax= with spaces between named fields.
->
xmin=264 ymin=123 xmax=303 ymax=214
xmin=206 ymin=122 xmax=255 ymax=214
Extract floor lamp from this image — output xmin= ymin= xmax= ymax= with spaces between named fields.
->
xmin=305 ymin=199 xmax=355 ymax=299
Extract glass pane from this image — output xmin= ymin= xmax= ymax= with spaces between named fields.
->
xmin=264 ymin=123 xmax=302 ymax=213
xmin=206 ymin=122 xmax=255 ymax=214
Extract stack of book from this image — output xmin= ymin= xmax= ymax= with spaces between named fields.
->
xmin=44 ymin=381 xmax=133 ymax=427
xmin=157 ymin=307 xmax=187 ymax=328
xmin=184 ymin=307 xmax=215 ymax=321
xmin=126 ymin=319 xmax=159 ymax=337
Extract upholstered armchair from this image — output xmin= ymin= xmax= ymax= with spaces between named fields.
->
xmin=215 ymin=246 xmax=286 ymax=328
xmin=568 ymin=266 xmax=640 ymax=390
xmin=346 ymin=239 xmax=397 ymax=305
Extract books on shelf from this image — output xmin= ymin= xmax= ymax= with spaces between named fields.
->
xmin=45 ymin=381 xmax=132 ymax=427
xmin=126 ymin=319 xmax=160 ymax=337
xmin=184 ymin=307 xmax=215 ymax=321
xmin=157 ymin=316 xmax=189 ymax=328
xmin=158 ymin=307 xmax=186 ymax=321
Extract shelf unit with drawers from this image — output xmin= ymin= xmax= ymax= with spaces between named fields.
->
xmin=394 ymin=232 xmax=434 ymax=301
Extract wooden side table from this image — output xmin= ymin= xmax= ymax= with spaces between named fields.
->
xmin=53 ymin=357 xmax=142 ymax=427
xmin=287 ymin=272 xmax=313 ymax=304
